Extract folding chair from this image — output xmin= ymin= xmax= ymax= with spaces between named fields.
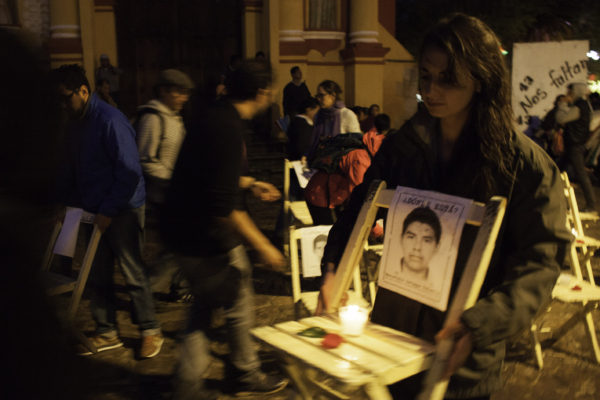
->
xmin=530 ymin=172 xmax=600 ymax=368
xmin=289 ymin=225 xmax=366 ymax=319
xmin=283 ymin=158 xmax=314 ymax=258
xmin=40 ymin=209 xmax=102 ymax=352
xmin=328 ymin=181 xmax=506 ymax=400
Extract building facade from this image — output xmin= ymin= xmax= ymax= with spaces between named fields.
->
xmin=2 ymin=0 xmax=418 ymax=126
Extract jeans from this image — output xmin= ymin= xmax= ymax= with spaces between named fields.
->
xmin=174 ymin=245 xmax=260 ymax=399
xmin=87 ymin=205 xmax=160 ymax=337
xmin=567 ymin=143 xmax=596 ymax=209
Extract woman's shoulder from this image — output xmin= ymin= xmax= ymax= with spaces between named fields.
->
xmin=511 ymin=129 xmax=557 ymax=171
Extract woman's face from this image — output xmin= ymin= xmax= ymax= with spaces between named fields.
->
xmin=316 ymin=86 xmax=336 ymax=108
xmin=419 ymin=47 xmax=476 ymax=123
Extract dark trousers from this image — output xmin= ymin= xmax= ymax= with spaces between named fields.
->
xmin=174 ymin=245 xmax=260 ymax=399
xmin=567 ymin=143 xmax=596 ymax=209
xmin=87 ymin=206 xmax=160 ymax=336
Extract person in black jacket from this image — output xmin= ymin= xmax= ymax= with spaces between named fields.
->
xmin=556 ymin=82 xmax=596 ymax=211
xmin=317 ymin=13 xmax=570 ymax=399
xmin=282 ymin=66 xmax=311 ymax=118
xmin=162 ymin=60 xmax=288 ymax=399
xmin=287 ymin=96 xmax=320 ymax=160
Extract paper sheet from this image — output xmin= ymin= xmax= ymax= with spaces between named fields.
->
xmin=53 ymin=207 xmax=83 ymax=258
xmin=298 ymin=225 xmax=332 ymax=278
xmin=291 ymin=160 xmax=317 ymax=189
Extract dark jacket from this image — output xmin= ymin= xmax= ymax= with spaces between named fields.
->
xmin=287 ymin=114 xmax=314 ymax=160
xmin=160 ymin=101 xmax=244 ymax=256
xmin=322 ymin=112 xmax=570 ymax=398
xmin=283 ymin=81 xmax=311 ymax=117
xmin=564 ymin=98 xmax=591 ymax=145
xmin=60 ymin=93 xmax=145 ymax=216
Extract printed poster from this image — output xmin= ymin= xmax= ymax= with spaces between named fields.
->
xmin=299 ymin=225 xmax=332 ymax=278
xmin=378 ymin=187 xmax=472 ymax=311
xmin=512 ymin=40 xmax=589 ymax=129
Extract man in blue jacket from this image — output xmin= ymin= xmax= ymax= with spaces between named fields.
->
xmin=51 ymin=64 xmax=162 ymax=358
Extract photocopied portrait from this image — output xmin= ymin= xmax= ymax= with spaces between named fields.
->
xmin=378 ymin=186 xmax=472 ymax=311
xmin=397 ymin=206 xmax=442 ymax=281
xmin=298 ymin=225 xmax=333 ymax=277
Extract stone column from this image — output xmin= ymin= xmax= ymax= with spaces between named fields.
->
xmin=348 ymin=0 xmax=379 ymax=44
xmin=48 ymin=0 xmax=83 ymax=68
xmin=279 ymin=0 xmax=307 ymax=56
xmin=341 ymin=0 xmax=389 ymax=109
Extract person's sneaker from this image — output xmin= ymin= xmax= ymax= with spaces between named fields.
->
xmin=77 ymin=334 xmax=123 ymax=356
xmin=140 ymin=334 xmax=164 ymax=358
xmin=232 ymin=371 xmax=288 ymax=397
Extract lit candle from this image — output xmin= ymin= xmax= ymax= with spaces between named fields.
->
xmin=339 ymin=305 xmax=369 ymax=336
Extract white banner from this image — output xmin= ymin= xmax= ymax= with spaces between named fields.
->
xmin=512 ymin=40 xmax=589 ymax=128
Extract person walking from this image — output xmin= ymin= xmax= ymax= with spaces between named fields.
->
xmin=51 ymin=64 xmax=163 ymax=358
xmin=161 ymin=60 xmax=288 ymax=399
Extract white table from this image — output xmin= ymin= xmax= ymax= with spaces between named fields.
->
xmin=251 ymin=315 xmax=435 ymax=399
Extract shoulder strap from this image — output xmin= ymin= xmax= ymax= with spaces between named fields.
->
xmin=135 ymin=107 xmax=165 ymax=156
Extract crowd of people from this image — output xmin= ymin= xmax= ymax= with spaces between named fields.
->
xmin=2 ymin=9 xmax=594 ymax=400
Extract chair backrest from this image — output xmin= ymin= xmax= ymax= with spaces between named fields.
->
xmin=327 ymin=181 xmax=499 ymax=312
xmin=560 ymin=172 xmax=597 ymax=284
xmin=283 ymin=158 xmax=293 ymax=214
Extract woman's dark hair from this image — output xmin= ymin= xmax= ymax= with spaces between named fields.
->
xmin=317 ymin=79 xmax=342 ymax=101
xmin=225 ymin=59 xmax=273 ymax=102
xmin=374 ymin=113 xmax=391 ymax=133
xmin=420 ymin=13 xmax=514 ymax=197
xmin=298 ymin=97 xmax=320 ymax=114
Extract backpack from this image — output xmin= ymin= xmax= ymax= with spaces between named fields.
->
xmin=131 ymin=107 xmax=168 ymax=204
xmin=132 ymin=107 xmax=165 ymax=145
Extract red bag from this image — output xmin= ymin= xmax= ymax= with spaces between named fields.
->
xmin=551 ymin=128 xmax=564 ymax=156
xmin=304 ymin=171 xmax=351 ymax=209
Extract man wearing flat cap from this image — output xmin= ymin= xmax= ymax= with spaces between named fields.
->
xmin=136 ymin=69 xmax=194 ymax=300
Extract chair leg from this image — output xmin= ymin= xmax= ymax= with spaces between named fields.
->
xmin=530 ymin=322 xmax=544 ymax=369
xmin=67 ymin=226 xmax=101 ymax=321
xmin=583 ymin=309 xmax=600 ymax=364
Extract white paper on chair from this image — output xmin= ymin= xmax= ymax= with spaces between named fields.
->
xmin=299 ymin=225 xmax=332 ymax=278
xmin=53 ymin=207 xmax=83 ymax=258
xmin=291 ymin=160 xmax=317 ymax=188
xmin=378 ymin=187 xmax=472 ymax=311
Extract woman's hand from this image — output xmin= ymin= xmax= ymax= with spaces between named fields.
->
xmin=435 ymin=321 xmax=474 ymax=380
xmin=315 ymin=264 xmax=348 ymax=315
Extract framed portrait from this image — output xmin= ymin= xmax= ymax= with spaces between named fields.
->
xmin=378 ymin=187 xmax=472 ymax=311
